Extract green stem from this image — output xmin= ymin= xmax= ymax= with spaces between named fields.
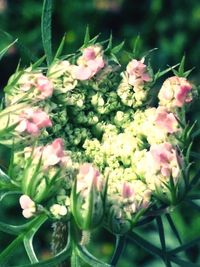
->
xmin=70 ymin=220 xmax=82 ymax=267
xmin=128 ymin=231 xmax=163 ymax=258
xmin=110 ymin=235 xmax=126 ymax=266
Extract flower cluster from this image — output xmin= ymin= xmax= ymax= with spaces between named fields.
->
xmin=1 ymin=40 xmax=195 ymax=234
xmin=117 ymin=58 xmax=152 ymax=107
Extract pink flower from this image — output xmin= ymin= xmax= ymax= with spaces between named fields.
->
xmin=126 ymin=59 xmax=151 ymax=87
xmin=122 ymin=182 xmax=134 ymax=198
xmin=82 ymin=47 xmax=97 ymax=60
xmin=24 ymin=139 xmax=71 ymax=170
xmin=16 ymin=108 xmax=52 ymax=136
xmin=158 ymin=76 xmax=192 ymax=108
xmin=72 ymin=65 xmax=93 ymax=81
xmin=150 ymin=143 xmax=180 ymax=178
xmin=175 ymin=85 xmax=192 ymax=107
xmin=19 ymin=195 xmax=36 ymax=218
xmin=77 ymin=163 xmax=102 ymax=192
xmin=36 ymin=75 xmax=53 ymax=99
xmin=42 ymin=138 xmax=68 ymax=167
xmin=73 ymin=46 xmax=105 ymax=80
xmin=155 ymin=107 xmax=178 ymax=133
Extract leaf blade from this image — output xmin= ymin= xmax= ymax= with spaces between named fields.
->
xmin=41 ymin=0 xmax=53 ymax=65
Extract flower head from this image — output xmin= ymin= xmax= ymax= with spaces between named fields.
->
xmin=73 ymin=46 xmax=105 ymax=80
xmin=158 ymin=76 xmax=192 ymax=109
xmin=126 ymin=58 xmax=151 ymax=87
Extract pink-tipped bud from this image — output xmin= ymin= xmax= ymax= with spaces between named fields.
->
xmin=71 ymin=163 xmax=104 ymax=230
xmin=122 ymin=182 xmax=134 ymax=198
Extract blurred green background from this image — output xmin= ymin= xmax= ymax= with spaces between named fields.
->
xmin=0 ymin=0 xmax=200 ymax=266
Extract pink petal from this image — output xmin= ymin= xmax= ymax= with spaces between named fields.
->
xmin=83 ymin=47 xmax=96 ymax=60
xmin=19 ymin=195 xmax=33 ymax=209
xmin=51 ymin=138 xmax=65 ymax=157
xmin=36 ymin=75 xmax=53 ymax=98
xmin=79 ymin=163 xmax=91 ymax=175
xmin=141 ymin=73 xmax=151 ymax=82
xmin=122 ymin=182 xmax=134 ymax=198
xmin=26 ymin=122 xmax=39 ymax=135
xmin=155 ymin=108 xmax=178 ymax=133
xmin=22 ymin=209 xmax=34 ymax=219
xmin=161 ymin=167 xmax=171 ymax=177
xmin=32 ymin=110 xmax=52 ymax=128
xmin=73 ymin=66 xmax=92 ymax=80
xmin=175 ymin=85 xmax=192 ymax=107
xmin=16 ymin=120 xmax=28 ymax=133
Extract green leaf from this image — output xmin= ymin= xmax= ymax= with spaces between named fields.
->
xmin=84 ymin=184 xmax=95 ymax=229
xmin=54 ymin=34 xmax=66 ymax=60
xmin=31 ymin=55 xmax=46 ymax=69
xmin=132 ymin=35 xmax=140 ymax=58
xmin=41 ymin=0 xmax=53 ymax=65
xmin=111 ymin=41 xmax=124 ymax=54
xmin=3 ymin=71 xmax=24 ymax=94
xmin=178 ymin=55 xmax=185 ymax=76
xmin=0 ymin=30 xmax=39 ymax=62
xmin=165 ymin=214 xmax=182 ymax=245
xmin=0 ymin=39 xmax=18 ymax=61
xmin=110 ymin=235 xmax=126 ymax=266
xmin=84 ymin=25 xmax=90 ymax=46
xmin=0 ymin=191 xmax=21 ymax=203
xmin=0 ymin=167 xmax=11 ymax=184
xmin=77 ymin=244 xmax=112 ymax=267
xmin=106 ymin=32 xmax=113 ymax=52
xmin=190 ymin=169 xmax=200 ymax=187
xmin=0 ymin=122 xmax=19 ymax=141
xmin=184 ymin=68 xmax=195 ymax=77
xmin=154 ymin=64 xmax=180 ymax=81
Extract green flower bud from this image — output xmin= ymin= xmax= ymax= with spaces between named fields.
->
xmin=71 ymin=163 xmax=104 ymax=230
xmin=17 ymin=139 xmax=72 ymax=203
